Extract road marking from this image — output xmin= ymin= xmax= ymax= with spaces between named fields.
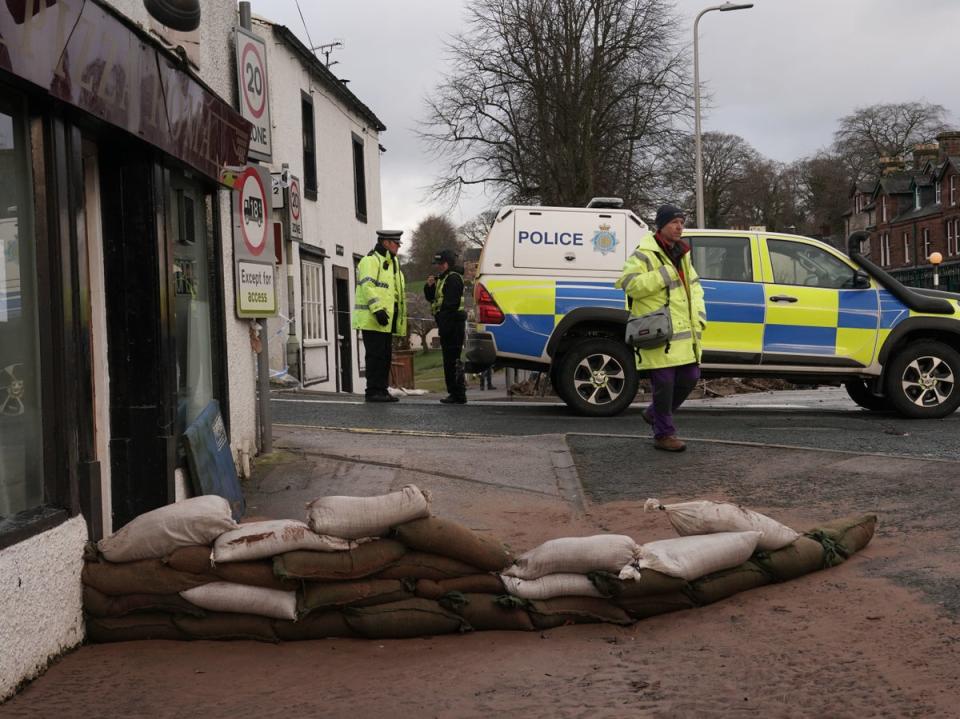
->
xmin=274 ymin=422 xmax=507 ymax=438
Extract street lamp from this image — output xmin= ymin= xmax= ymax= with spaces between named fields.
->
xmin=694 ymin=2 xmax=753 ymax=229
xmin=929 ymin=251 xmax=943 ymax=288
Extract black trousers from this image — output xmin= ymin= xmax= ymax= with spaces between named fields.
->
xmin=362 ymin=330 xmax=393 ymax=397
xmin=437 ymin=314 xmax=466 ymax=400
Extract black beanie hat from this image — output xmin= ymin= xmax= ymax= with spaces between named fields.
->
xmin=655 ymin=204 xmax=686 ymax=230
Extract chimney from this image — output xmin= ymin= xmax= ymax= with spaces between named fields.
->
xmin=912 ymin=143 xmax=939 ymax=170
xmin=878 ymin=156 xmax=905 ymax=176
xmin=937 ymin=131 xmax=960 ymax=162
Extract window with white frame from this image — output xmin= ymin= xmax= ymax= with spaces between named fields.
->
xmin=936 ymin=180 xmax=942 ymax=204
xmin=922 ymin=228 xmax=931 ymax=260
xmin=903 ymin=232 xmax=912 ymax=264
xmin=881 ymin=233 xmax=891 ymax=266
xmin=914 ymin=188 xmax=921 ymax=210
xmin=301 ymin=260 xmax=324 ymax=342
xmin=952 ymin=176 xmax=958 ymax=206
xmin=948 ymin=220 xmax=956 ymax=256
xmin=881 ymin=196 xmax=888 ymax=222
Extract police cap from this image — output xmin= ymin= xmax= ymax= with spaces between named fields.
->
xmin=433 ymin=249 xmax=458 ymax=265
xmin=376 ymin=230 xmax=403 ymax=245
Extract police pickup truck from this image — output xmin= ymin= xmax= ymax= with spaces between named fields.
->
xmin=465 ymin=200 xmax=960 ymax=419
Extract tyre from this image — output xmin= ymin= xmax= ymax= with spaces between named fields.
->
xmin=549 ymin=359 xmax=569 ymax=403
xmin=884 ymin=340 xmax=960 ymax=419
xmin=556 ymin=338 xmax=638 ymax=417
xmin=843 ymin=379 xmax=891 ymax=412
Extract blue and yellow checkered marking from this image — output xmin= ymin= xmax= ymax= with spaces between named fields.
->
xmin=555 ymin=280 xmax=624 ymax=314
xmin=702 ymin=281 xmax=765 ymax=324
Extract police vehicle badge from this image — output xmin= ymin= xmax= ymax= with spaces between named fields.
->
xmin=591 ymin=224 xmax=618 ymax=255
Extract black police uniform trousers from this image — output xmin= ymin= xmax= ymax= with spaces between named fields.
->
xmin=362 ymin=329 xmax=393 ymax=397
xmin=436 ymin=313 xmax=466 ymax=401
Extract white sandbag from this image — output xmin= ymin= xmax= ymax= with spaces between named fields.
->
xmin=305 ymin=485 xmax=431 ymax=539
xmin=212 ymin=519 xmax=360 ymax=563
xmin=97 ymin=495 xmax=237 ymax=562
xmin=619 ymin=531 xmax=762 ymax=581
xmin=500 ymin=573 xmax=604 ymax=600
xmin=180 ymin=581 xmax=298 ymax=621
xmin=645 ymin=498 xmax=800 ymax=551
xmin=502 ymin=535 xmax=640 ymax=580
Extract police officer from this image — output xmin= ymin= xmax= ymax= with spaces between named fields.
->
xmin=424 ymin=249 xmax=467 ymax=404
xmin=353 ymin=230 xmax=408 ymax=402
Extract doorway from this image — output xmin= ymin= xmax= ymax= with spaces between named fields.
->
xmin=333 ymin=265 xmax=353 ymax=392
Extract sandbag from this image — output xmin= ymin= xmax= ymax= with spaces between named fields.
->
xmin=97 ymin=495 xmax=237 ymax=562
xmin=173 ymin=612 xmax=278 ymax=642
xmin=273 ymin=612 xmax=357 ymax=641
xmin=503 ymin=535 xmax=640 ymax=580
xmin=646 ymin=498 xmax=800 ymax=551
xmin=300 ymin=579 xmax=413 ymax=614
xmin=439 ymin=592 xmax=535 ymax=632
xmin=415 ymin=575 xmax=506 ymax=600
xmin=620 ymin=531 xmax=761 ymax=581
xmin=273 ymin=539 xmax=407 ymax=581
xmin=613 ymin=592 xmax=696 ymax=620
xmin=180 ymin=581 xmax=298 ymax=621
xmin=82 ymin=559 xmax=211 ymax=596
xmin=813 ymin=514 xmax=877 ymax=557
xmin=500 ymin=573 xmax=604 ymax=600
xmin=306 ymin=485 xmax=431 ymax=539
xmin=392 ymin=517 xmax=512 ymax=571
xmin=753 ymin=536 xmax=825 ymax=582
xmin=212 ymin=519 xmax=360 ymax=563
xmin=165 ymin=545 xmax=299 ymax=591
xmin=376 ymin=552 xmax=482 ymax=580
xmin=588 ymin=570 xmax=688 ymax=599
xmin=526 ymin=597 xmax=633 ymax=629
xmin=342 ymin=598 xmax=470 ymax=639
xmin=86 ymin=613 xmax=188 ymax=642
xmin=687 ymin=562 xmax=771 ymax=606
xmin=83 ymin=585 xmax=206 ymax=619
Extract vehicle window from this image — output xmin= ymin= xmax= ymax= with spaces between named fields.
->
xmin=768 ymin=239 xmax=856 ymax=288
xmin=687 ymin=235 xmax=752 ymax=282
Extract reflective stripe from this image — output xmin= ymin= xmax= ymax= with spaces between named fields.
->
xmin=621 ymin=272 xmax=640 ymax=289
xmin=673 ymin=331 xmax=693 ymax=340
xmin=358 ymin=277 xmax=389 ymax=288
xmin=690 ymin=277 xmax=701 ymax=286
xmin=631 ymin=250 xmax=654 ymax=271
xmin=658 ymin=266 xmax=671 ymax=286
xmin=698 ymin=311 xmax=707 ymax=320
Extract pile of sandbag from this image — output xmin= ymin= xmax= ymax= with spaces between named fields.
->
xmin=82 ymin=489 xmax=877 ymax=643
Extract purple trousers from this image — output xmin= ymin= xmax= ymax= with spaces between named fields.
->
xmin=647 ymin=363 xmax=700 ymax=439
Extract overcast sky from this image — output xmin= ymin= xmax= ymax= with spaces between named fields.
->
xmin=247 ymin=0 xmax=960 ymax=246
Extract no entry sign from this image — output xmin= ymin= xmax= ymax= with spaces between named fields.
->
xmin=236 ymin=26 xmax=272 ymax=161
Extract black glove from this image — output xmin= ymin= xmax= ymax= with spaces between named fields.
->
xmin=374 ymin=309 xmax=389 ymax=326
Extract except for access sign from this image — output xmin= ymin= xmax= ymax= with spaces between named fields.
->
xmin=236 ymin=261 xmax=277 ymax=317
xmin=236 ymin=26 xmax=272 ymax=161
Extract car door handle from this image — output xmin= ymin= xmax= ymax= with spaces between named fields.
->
xmin=769 ymin=295 xmax=798 ymax=303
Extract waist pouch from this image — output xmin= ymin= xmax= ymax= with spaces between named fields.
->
xmin=625 ymin=308 xmax=673 ymax=349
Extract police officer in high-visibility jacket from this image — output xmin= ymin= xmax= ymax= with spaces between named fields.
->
xmin=424 ymin=249 xmax=467 ymax=404
xmin=353 ymin=230 xmax=408 ymax=402
xmin=615 ymin=205 xmax=706 ymax=452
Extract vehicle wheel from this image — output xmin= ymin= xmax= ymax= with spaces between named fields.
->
xmin=556 ymin=338 xmax=638 ymax=417
xmin=843 ymin=379 xmax=891 ymax=412
xmin=884 ymin=340 xmax=960 ymax=419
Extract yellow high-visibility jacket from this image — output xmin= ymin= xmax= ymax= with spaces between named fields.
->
xmin=615 ymin=231 xmax=706 ymax=369
xmin=352 ymin=247 xmax=407 ymax=336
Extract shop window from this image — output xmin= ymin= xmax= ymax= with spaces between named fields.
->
xmin=302 ymin=92 xmax=317 ymax=200
xmin=169 ymin=177 xmax=219 ymax=442
xmin=352 ymin=133 xmax=367 ymax=222
xmin=0 ymin=97 xmax=44 ymax=529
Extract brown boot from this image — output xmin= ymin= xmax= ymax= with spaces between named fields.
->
xmin=654 ymin=435 xmax=686 ymax=452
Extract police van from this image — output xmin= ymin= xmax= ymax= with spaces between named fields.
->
xmin=465 ymin=200 xmax=960 ymax=419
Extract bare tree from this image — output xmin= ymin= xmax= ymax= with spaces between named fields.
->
xmin=457 ymin=210 xmax=498 ymax=248
xmin=421 ymin=0 xmax=691 ymax=210
xmin=405 ymin=214 xmax=464 ymax=281
xmin=833 ymin=102 xmax=950 ymax=184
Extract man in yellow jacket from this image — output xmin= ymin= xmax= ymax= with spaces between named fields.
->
xmin=615 ymin=205 xmax=706 ymax=451
xmin=353 ymin=230 xmax=408 ymax=402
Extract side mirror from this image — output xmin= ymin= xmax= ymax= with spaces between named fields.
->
xmin=853 ymin=270 xmax=871 ymax=289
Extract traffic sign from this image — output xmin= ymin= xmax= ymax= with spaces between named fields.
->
xmin=236 ymin=167 xmax=270 ymax=257
xmin=236 ymin=26 xmax=272 ymax=161
xmin=288 ymin=175 xmax=302 ymax=240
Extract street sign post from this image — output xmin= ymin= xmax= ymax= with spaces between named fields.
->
xmin=236 ymin=26 xmax=272 ymax=161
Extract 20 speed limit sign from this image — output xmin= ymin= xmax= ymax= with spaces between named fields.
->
xmin=236 ymin=26 xmax=272 ymax=160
